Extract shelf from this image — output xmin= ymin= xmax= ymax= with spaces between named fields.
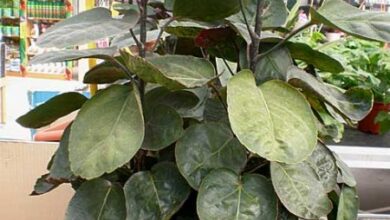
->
xmin=0 ymin=16 xmax=20 ymax=20
xmin=27 ymin=17 xmax=65 ymax=22
xmin=27 ymin=72 xmax=70 ymax=80
xmin=5 ymin=70 xmax=21 ymax=76
xmin=2 ymin=35 xmax=20 ymax=40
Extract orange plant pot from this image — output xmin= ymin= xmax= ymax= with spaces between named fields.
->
xmin=358 ymin=102 xmax=390 ymax=134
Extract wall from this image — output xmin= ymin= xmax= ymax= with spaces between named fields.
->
xmin=0 ymin=141 xmax=74 ymax=220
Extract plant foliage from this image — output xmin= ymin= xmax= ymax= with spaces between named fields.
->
xmin=19 ymin=0 xmax=390 ymax=219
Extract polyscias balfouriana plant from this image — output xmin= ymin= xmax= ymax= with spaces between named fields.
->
xmin=17 ymin=0 xmax=390 ymax=219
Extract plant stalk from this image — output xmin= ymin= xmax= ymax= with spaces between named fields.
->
xmin=249 ymin=0 xmax=265 ymax=72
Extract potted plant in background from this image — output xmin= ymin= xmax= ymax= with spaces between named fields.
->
xmin=15 ymin=0 xmax=390 ymax=219
xmin=319 ymin=37 xmax=390 ymax=134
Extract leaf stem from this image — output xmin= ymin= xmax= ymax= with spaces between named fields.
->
xmin=130 ymin=29 xmax=142 ymax=53
xmin=254 ymin=22 xmax=312 ymax=62
xmin=151 ymin=17 xmax=176 ymax=52
xmin=209 ymin=83 xmax=228 ymax=112
xmin=222 ymin=59 xmax=235 ymax=76
xmin=249 ymin=0 xmax=265 ymax=72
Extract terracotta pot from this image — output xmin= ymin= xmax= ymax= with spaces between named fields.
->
xmin=358 ymin=102 xmax=390 ymax=134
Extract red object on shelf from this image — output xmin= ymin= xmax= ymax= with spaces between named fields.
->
xmin=34 ymin=120 xmax=72 ymax=142
xmin=358 ymin=102 xmax=390 ymax=134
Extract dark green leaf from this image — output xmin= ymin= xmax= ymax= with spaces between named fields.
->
xmin=31 ymin=174 xmax=62 ymax=196
xmin=83 ymin=57 xmax=130 ymax=84
xmin=271 ymin=162 xmax=333 ymax=219
xmin=165 ymin=20 xmax=218 ymax=38
xmin=254 ymin=47 xmax=293 ymax=84
xmin=175 ymin=122 xmax=246 ymax=189
xmin=144 ymin=87 xmax=200 ymax=117
xmin=69 ymin=85 xmax=144 ymax=179
xmin=142 ymin=105 xmax=183 ymax=151
xmin=227 ymin=70 xmax=318 ymax=164
xmin=311 ymin=0 xmax=390 ymax=42
xmin=49 ymin=126 xmax=73 ymax=180
xmin=37 ymin=8 xmax=139 ymax=48
xmin=124 ymin=162 xmax=190 ymax=220
xmin=375 ymin=111 xmax=390 ymax=134
xmin=173 ymin=0 xmax=241 ymax=22
xmin=337 ymin=185 xmax=359 ymax=220
xmin=30 ymin=48 xmax=117 ymax=65
xmin=333 ymin=153 xmax=357 ymax=187
xmin=203 ymin=98 xmax=229 ymax=125
xmin=17 ymin=92 xmax=87 ymax=129
xmin=197 ymin=169 xmax=278 ymax=220
xmin=65 ymin=178 xmax=126 ymax=220
xmin=288 ymin=67 xmax=374 ymax=121
xmin=307 ymin=143 xmax=338 ymax=192
xmin=287 ymin=42 xmax=344 ymax=73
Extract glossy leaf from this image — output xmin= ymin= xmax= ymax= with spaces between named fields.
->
xmin=311 ymin=0 xmax=390 ymax=42
xmin=144 ymin=87 xmax=200 ymax=117
xmin=271 ymin=162 xmax=333 ymax=219
xmin=173 ymin=0 xmax=241 ymax=22
xmin=17 ymin=92 xmax=87 ymax=129
xmin=287 ymin=42 xmax=344 ymax=73
xmin=123 ymin=53 xmax=215 ymax=90
xmin=175 ymin=122 xmax=246 ymax=189
xmin=337 ymin=185 xmax=359 ymax=220
xmin=197 ymin=169 xmax=278 ymax=220
xmin=307 ymin=143 xmax=338 ymax=192
xmin=65 ymin=178 xmax=126 ymax=220
xmin=30 ymin=47 xmax=117 ymax=65
xmin=49 ymin=126 xmax=73 ymax=180
xmin=288 ymin=67 xmax=373 ymax=121
xmin=37 ymin=8 xmax=139 ymax=48
xmin=124 ymin=162 xmax=190 ymax=220
xmin=254 ymin=47 xmax=293 ymax=84
xmin=165 ymin=20 xmax=218 ymax=38
xmin=83 ymin=57 xmax=130 ymax=84
xmin=227 ymin=70 xmax=317 ymax=164
xmin=31 ymin=174 xmax=62 ymax=196
xmin=142 ymin=105 xmax=183 ymax=151
xmin=333 ymin=153 xmax=357 ymax=187
xmin=203 ymin=98 xmax=229 ymax=125
xmin=69 ymin=85 xmax=144 ymax=179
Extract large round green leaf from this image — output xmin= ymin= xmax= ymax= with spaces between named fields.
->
xmin=227 ymin=70 xmax=318 ymax=164
xmin=65 ymin=178 xmax=126 ymax=220
xmin=49 ymin=125 xmax=73 ymax=180
xmin=337 ymin=185 xmax=359 ymax=220
xmin=69 ymin=85 xmax=144 ymax=179
xmin=270 ymin=162 xmax=333 ymax=219
xmin=142 ymin=105 xmax=183 ymax=151
xmin=83 ymin=57 xmax=129 ymax=84
xmin=17 ymin=92 xmax=87 ymax=129
xmin=311 ymin=0 xmax=390 ymax=42
xmin=124 ymin=162 xmax=190 ymax=220
xmin=173 ymin=0 xmax=241 ymax=22
xmin=288 ymin=67 xmax=373 ymax=121
xmin=175 ymin=122 xmax=247 ymax=189
xmin=37 ymin=8 xmax=139 ymax=48
xmin=307 ymin=143 xmax=338 ymax=193
xmin=197 ymin=169 xmax=278 ymax=220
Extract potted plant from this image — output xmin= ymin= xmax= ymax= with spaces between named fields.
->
xmin=319 ymin=37 xmax=390 ymax=134
xmin=15 ymin=0 xmax=390 ymax=219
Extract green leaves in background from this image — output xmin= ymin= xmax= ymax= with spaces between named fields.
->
xmin=337 ymin=185 xmax=359 ymax=220
xmin=173 ymin=0 xmax=241 ymax=21
xmin=288 ymin=67 xmax=373 ymax=121
xmin=227 ymin=70 xmax=317 ymax=164
xmin=197 ymin=169 xmax=278 ymax=220
xmin=311 ymin=0 xmax=390 ymax=42
xmin=49 ymin=126 xmax=73 ymax=180
xmin=375 ymin=111 xmax=390 ymax=134
xmin=254 ymin=47 xmax=293 ymax=84
xmin=37 ymin=8 xmax=139 ymax=48
xmin=65 ymin=178 xmax=126 ymax=220
xmin=17 ymin=92 xmax=87 ymax=129
xmin=69 ymin=85 xmax=144 ymax=179
xmin=271 ymin=162 xmax=333 ymax=219
xmin=287 ymin=42 xmax=344 ymax=73
xmin=30 ymin=47 xmax=118 ymax=65
xmin=124 ymin=162 xmax=190 ymax=220
xmin=83 ymin=57 xmax=130 ymax=84
xmin=123 ymin=53 xmax=215 ymax=90
xmin=175 ymin=122 xmax=247 ymax=189
xmin=142 ymin=105 xmax=183 ymax=151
